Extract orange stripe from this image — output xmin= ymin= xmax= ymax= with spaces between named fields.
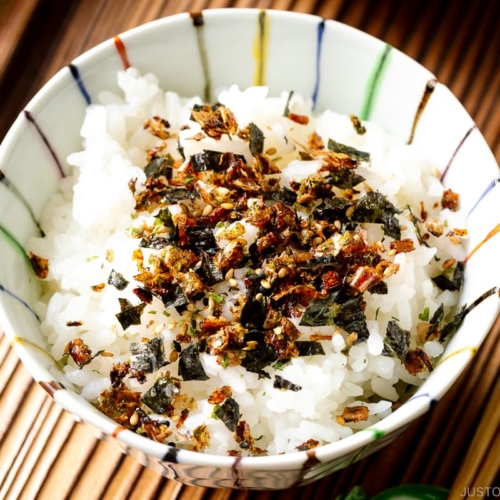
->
xmin=112 ymin=425 xmax=126 ymax=438
xmin=465 ymin=222 xmax=500 ymax=263
xmin=114 ymin=36 xmax=131 ymax=69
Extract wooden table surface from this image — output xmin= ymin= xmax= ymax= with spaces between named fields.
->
xmin=1 ymin=1 xmax=499 ymax=499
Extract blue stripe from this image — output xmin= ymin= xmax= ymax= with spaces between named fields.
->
xmin=68 ymin=63 xmax=91 ymax=105
xmin=0 ymin=283 xmax=40 ymax=321
xmin=467 ymin=178 xmax=500 ymax=218
xmin=312 ymin=20 xmax=325 ymax=110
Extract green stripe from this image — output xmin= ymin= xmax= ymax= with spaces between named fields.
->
xmin=360 ymin=44 xmax=392 ymax=121
xmin=0 ymin=222 xmax=32 ymax=268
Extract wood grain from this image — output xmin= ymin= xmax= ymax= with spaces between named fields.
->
xmin=0 ymin=1 xmax=499 ymax=498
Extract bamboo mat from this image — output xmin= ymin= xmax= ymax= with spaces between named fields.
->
xmin=0 ymin=1 xmax=499 ymax=498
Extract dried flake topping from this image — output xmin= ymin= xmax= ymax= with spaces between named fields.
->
xmin=190 ymin=104 xmax=238 ymax=139
xmin=341 ymin=405 xmax=369 ymax=422
xmin=29 ymin=252 xmax=49 ymax=279
xmin=426 ymin=219 xmax=443 ymax=237
xmin=404 ymin=347 xmax=433 ymax=375
xmin=192 ymin=424 xmax=211 ymax=451
xmin=288 ymin=113 xmax=309 ymax=125
xmin=208 ymin=385 xmax=232 ymax=405
xmin=349 ymin=115 xmax=366 ymax=135
xmin=441 ymin=188 xmax=459 ymax=211
xmin=66 ymin=320 xmax=83 ymax=327
xmin=144 ymin=116 xmax=171 ymax=140
xmin=296 ymin=439 xmax=320 ymax=451
xmin=98 ymin=384 xmax=142 ymax=428
xmin=66 ymin=338 xmax=103 ymax=368
xmin=389 ymin=238 xmax=415 ymax=254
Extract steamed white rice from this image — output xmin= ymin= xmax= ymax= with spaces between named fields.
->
xmin=28 ymin=68 xmax=466 ymax=455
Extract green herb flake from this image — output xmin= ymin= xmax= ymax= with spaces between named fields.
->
xmin=418 ymin=307 xmax=430 ymax=322
xmin=208 ymin=292 xmax=224 ymax=304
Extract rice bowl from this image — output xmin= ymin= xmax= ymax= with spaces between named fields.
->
xmin=1 ymin=8 xmax=499 ymax=489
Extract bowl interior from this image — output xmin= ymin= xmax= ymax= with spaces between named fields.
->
xmin=1 ymin=8 xmax=499 ymax=476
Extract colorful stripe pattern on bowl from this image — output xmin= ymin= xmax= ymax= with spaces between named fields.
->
xmin=23 ymin=110 xmax=66 ymax=178
xmin=360 ymin=43 xmax=392 ymax=121
xmin=312 ymin=19 xmax=325 ymax=109
xmin=114 ymin=35 xmax=131 ymax=70
xmin=0 ymin=170 xmax=44 ymax=235
xmin=0 ymin=284 xmax=40 ymax=320
xmin=253 ymin=10 xmax=269 ymax=87
xmin=190 ymin=12 xmax=211 ymax=103
xmin=68 ymin=63 xmax=91 ymax=105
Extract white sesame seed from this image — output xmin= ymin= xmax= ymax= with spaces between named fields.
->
xmin=221 ymin=202 xmax=234 ymax=210
xmin=130 ymin=412 xmax=139 ymax=426
xmin=202 ymin=204 xmax=213 ymax=216
xmin=225 ymin=268 xmax=235 ymax=280
xmin=208 ymin=296 xmax=215 ymax=311
xmin=261 ymin=280 xmax=271 ymax=289
xmin=278 ymin=268 xmax=289 ymax=278
xmin=229 ymin=278 xmax=238 ymax=287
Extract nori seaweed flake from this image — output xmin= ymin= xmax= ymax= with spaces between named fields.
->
xmin=332 ymin=296 xmax=370 ymax=343
xmin=194 ymin=252 xmax=224 ymax=286
xmin=191 ymin=150 xmax=247 ymax=173
xmin=157 ymin=283 xmax=189 ymax=310
xmin=328 ymin=139 xmax=370 ymax=163
xmin=431 ymin=261 xmax=465 ymax=292
xmin=116 ymin=302 xmax=146 ymax=331
xmin=299 ymin=292 xmax=339 ymax=327
xmin=139 ymin=235 xmax=172 ymax=249
xmin=178 ymin=343 xmax=209 ymax=381
xmin=248 ymin=122 xmax=264 ymax=156
xmin=186 ymin=225 xmax=218 ymax=255
xmin=144 ymin=155 xmax=174 ymax=178
xmin=295 ymin=341 xmax=326 ymax=357
xmin=351 ymin=191 xmax=402 ymax=240
xmin=142 ymin=376 xmax=180 ymax=414
xmin=130 ymin=335 xmax=168 ymax=374
xmin=326 ymin=169 xmax=365 ymax=189
xmin=108 ymin=269 xmax=129 ymax=291
xmin=162 ymin=187 xmax=198 ymax=204
xmin=214 ymin=397 xmax=240 ymax=432
xmin=241 ymin=332 xmax=277 ymax=378
xmin=273 ymin=375 xmax=302 ymax=392
xmin=382 ymin=320 xmax=410 ymax=360
xmin=267 ymin=186 xmax=298 ymax=205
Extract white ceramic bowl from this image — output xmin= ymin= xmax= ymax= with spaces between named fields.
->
xmin=1 ymin=8 xmax=499 ymax=490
